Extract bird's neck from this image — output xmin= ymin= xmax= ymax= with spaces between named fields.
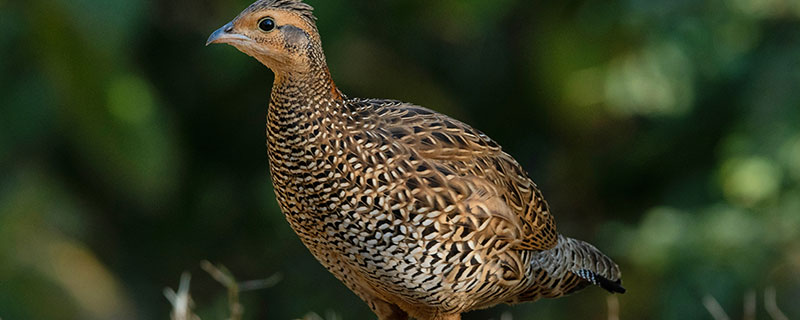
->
xmin=266 ymin=65 xmax=345 ymax=216
xmin=270 ymin=60 xmax=343 ymax=105
xmin=273 ymin=58 xmax=338 ymax=107
xmin=268 ymin=64 xmax=344 ymax=132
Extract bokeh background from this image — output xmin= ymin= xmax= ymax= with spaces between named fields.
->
xmin=1 ymin=0 xmax=799 ymax=319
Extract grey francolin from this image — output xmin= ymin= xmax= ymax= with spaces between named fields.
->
xmin=207 ymin=0 xmax=625 ymax=319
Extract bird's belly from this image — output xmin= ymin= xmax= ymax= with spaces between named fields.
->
xmin=281 ymin=195 xmax=518 ymax=313
xmin=271 ymin=159 xmax=525 ymax=312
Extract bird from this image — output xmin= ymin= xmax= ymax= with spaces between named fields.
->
xmin=206 ymin=1 xmax=624 ymax=319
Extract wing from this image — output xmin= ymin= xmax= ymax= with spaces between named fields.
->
xmin=348 ymin=99 xmax=558 ymax=252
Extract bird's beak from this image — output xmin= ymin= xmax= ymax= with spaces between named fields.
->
xmin=206 ymin=21 xmax=251 ymax=46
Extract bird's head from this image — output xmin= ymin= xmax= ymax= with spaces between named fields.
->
xmin=206 ymin=0 xmax=321 ymax=74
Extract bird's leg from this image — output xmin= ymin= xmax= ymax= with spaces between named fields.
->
xmin=428 ymin=314 xmax=461 ymax=320
xmin=371 ymin=299 xmax=409 ymax=320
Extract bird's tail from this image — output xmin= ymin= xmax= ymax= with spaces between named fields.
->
xmin=515 ymin=235 xmax=624 ymax=302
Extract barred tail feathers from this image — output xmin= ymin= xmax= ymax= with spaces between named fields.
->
xmin=517 ymin=235 xmax=624 ymax=301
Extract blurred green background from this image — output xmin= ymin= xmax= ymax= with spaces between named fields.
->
xmin=1 ymin=0 xmax=799 ymax=319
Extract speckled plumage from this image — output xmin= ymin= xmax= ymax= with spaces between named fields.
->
xmin=208 ymin=1 xmax=624 ymax=319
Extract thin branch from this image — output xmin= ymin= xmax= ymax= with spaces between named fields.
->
xmin=607 ymin=295 xmax=620 ymax=320
xmin=164 ymin=272 xmax=199 ymax=320
xmin=166 ymin=262 xmax=282 ymax=320
xmin=743 ymin=290 xmax=756 ymax=320
xmin=703 ymin=294 xmax=730 ymax=320
xmin=201 ymin=260 xmax=243 ymax=320
xmin=325 ymin=310 xmax=341 ymax=320
xmin=239 ymin=273 xmax=283 ymax=291
xmin=299 ymin=313 xmax=325 ymax=320
xmin=764 ymin=287 xmax=789 ymax=320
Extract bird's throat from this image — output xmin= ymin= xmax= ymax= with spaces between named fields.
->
xmin=265 ymin=67 xmax=345 ymax=217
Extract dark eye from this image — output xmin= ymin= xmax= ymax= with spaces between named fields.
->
xmin=258 ymin=18 xmax=275 ymax=32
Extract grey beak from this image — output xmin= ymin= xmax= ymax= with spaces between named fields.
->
xmin=206 ymin=22 xmax=236 ymax=46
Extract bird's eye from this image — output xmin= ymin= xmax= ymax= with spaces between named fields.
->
xmin=258 ymin=18 xmax=276 ymax=32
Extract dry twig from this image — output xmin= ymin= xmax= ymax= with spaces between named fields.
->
xmin=297 ymin=311 xmax=341 ymax=320
xmin=607 ymin=295 xmax=620 ymax=320
xmin=703 ymin=287 xmax=792 ymax=320
xmin=165 ymin=261 xmax=281 ymax=320
xmin=743 ymin=290 xmax=755 ymax=320
xmin=764 ymin=287 xmax=789 ymax=320
xmin=164 ymin=272 xmax=200 ymax=320
xmin=201 ymin=260 xmax=243 ymax=320
xmin=703 ymin=294 xmax=731 ymax=320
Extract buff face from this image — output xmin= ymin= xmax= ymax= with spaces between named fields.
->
xmin=207 ymin=2 xmax=320 ymax=73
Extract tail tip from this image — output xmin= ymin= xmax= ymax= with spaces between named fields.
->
xmin=574 ymin=269 xmax=626 ymax=294
xmin=599 ymin=277 xmax=626 ymax=294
